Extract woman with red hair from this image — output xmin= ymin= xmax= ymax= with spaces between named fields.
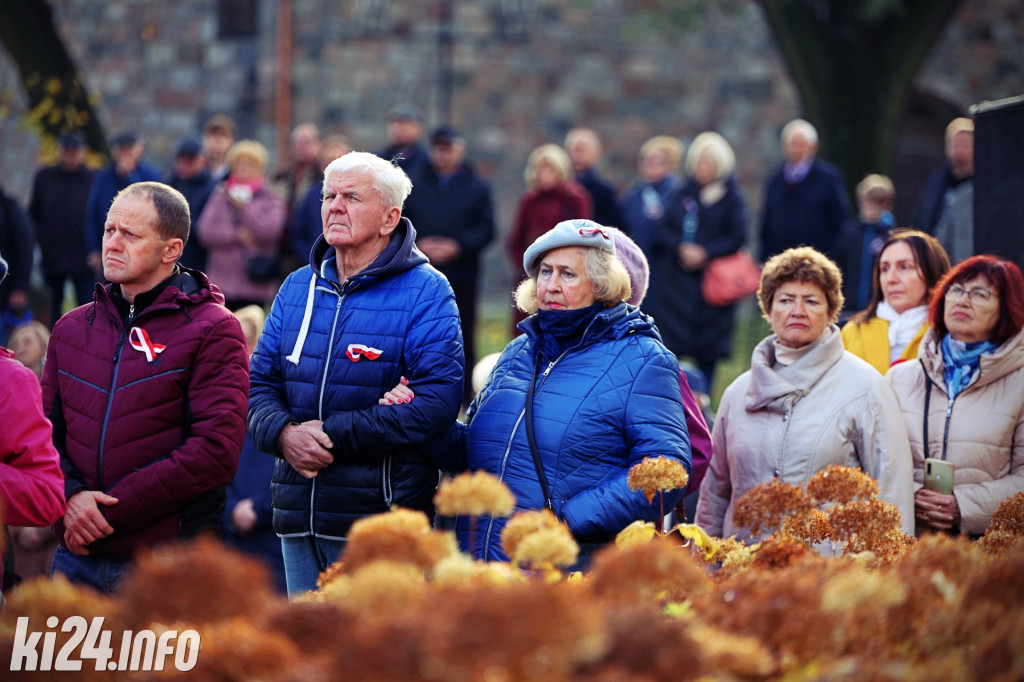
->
xmin=887 ymin=255 xmax=1024 ymax=536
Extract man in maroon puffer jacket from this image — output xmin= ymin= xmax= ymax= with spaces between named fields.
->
xmin=42 ymin=181 xmax=249 ymax=593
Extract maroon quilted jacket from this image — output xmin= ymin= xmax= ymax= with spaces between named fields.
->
xmin=42 ymin=267 xmax=249 ymax=557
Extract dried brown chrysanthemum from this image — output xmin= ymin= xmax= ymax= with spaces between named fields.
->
xmin=315 ymin=559 xmax=428 ymax=616
xmin=587 ymin=540 xmax=712 ymax=607
xmin=732 ymin=478 xmax=813 ymax=536
xmin=782 ymin=507 xmax=834 ymax=544
xmin=343 ymin=507 xmax=458 ymax=574
xmin=512 ymin=526 xmax=580 ymax=569
xmin=434 ymin=470 xmax=516 ymax=517
xmin=806 ymin=464 xmax=880 ymax=504
xmin=978 ymin=492 xmax=1024 ymax=557
xmin=118 ymin=535 xmax=280 ymax=630
xmin=828 ymin=499 xmax=905 ymax=555
xmin=502 ymin=508 xmax=562 ymax=557
xmin=627 ymin=456 xmax=690 ymax=504
xmin=750 ymin=531 xmax=817 ymax=570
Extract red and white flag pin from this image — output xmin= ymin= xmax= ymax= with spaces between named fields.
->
xmin=130 ymin=327 xmax=167 ymax=363
xmin=346 ymin=343 xmax=383 ymax=362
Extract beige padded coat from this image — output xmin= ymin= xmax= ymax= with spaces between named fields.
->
xmin=886 ymin=325 xmax=1024 ymax=535
xmin=696 ymin=326 xmax=915 ymax=543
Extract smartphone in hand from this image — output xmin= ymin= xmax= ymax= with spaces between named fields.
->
xmin=924 ymin=458 xmax=954 ymax=495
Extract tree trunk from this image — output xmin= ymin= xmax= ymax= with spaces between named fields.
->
xmin=758 ymin=0 xmax=964 ymax=200
xmin=0 ymin=0 xmax=107 ymax=157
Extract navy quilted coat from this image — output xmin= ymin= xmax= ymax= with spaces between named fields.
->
xmin=463 ymin=303 xmax=691 ymax=561
xmin=248 ymin=218 xmax=464 ymax=539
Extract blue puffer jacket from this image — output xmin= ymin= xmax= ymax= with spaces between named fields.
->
xmin=462 ymin=303 xmax=691 ymax=561
xmin=248 ymin=218 xmax=464 ymax=538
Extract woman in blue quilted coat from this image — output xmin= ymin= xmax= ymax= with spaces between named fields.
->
xmin=387 ymin=219 xmax=692 ymax=563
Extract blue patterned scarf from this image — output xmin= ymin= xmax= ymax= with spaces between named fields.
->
xmin=941 ymin=333 xmax=998 ymax=399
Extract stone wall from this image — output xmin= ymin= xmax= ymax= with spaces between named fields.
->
xmin=1 ymin=0 xmax=1022 ymax=305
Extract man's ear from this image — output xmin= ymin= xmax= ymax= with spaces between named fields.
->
xmin=380 ymin=207 xmax=402 ymax=236
xmin=163 ymin=238 xmax=184 ymax=264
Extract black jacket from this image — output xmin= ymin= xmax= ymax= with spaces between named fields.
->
xmin=402 ymin=162 xmax=496 ymax=287
xmin=28 ymin=164 xmax=94 ymax=276
xmin=0 ymin=187 xmax=34 ymax=309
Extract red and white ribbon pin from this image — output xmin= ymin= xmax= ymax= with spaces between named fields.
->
xmin=130 ymin=327 xmax=167 ymax=363
xmin=346 ymin=343 xmax=383 ymax=362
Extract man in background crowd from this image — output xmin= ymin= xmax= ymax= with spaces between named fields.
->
xmin=759 ymin=118 xmax=850 ymax=261
xmin=166 ymin=136 xmax=215 ymax=271
xmin=565 ymin=127 xmax=622 ymax=229
xmin=403 ymin=126 xmax=495 ymax=406
xmin=912 ymin=117 xmax=974 ymax=264
xmin=84 ymin=132 xmax=161 ymax=278
xmin=203 ymin=114 xmax=237 ymax=183
xmin=376 ymin=104 xmax=430 ymax=183
xmin=0 ymin=175 xmax=34 ymax=343
xmin=29 ymin=131 xmax=96 ymax=326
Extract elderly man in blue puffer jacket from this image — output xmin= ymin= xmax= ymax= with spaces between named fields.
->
xmin=248 ymin=152 xmax=464 ymax=597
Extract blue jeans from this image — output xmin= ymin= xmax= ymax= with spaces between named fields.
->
xmin=50 ymin=546 xmax=131 ymax=594
xmin=280 ymin=536 xmax=347 ymax=599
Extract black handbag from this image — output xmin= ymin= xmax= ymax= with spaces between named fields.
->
xmin=243 ymin=253 xmax=281 ymax=283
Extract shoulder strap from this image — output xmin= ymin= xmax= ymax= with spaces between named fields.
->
xmin=921 ymin=359 xmax=931 ymax=453
xmin=525 ymin=362 xmax=556 ymax=514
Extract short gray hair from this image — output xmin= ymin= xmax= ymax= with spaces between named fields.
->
xmin=323 ymin=151 xmax=413 ymax=209
xmin=781 ymin=119 xmax=818 ymax=147
xmin=113 ymin=181 xmax=190 ymax=244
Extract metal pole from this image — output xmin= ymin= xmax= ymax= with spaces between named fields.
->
xmin=274 ymin=0 xmax=293 ymax=169
xmin=437 ymin=0 xmax=454 ymax=124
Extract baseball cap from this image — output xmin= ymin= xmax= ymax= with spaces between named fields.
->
xmin=58 ymin=130 xmax=86 ymax=150
xmin=430 ymin=125 xmax=462 ymax=145
xmin=388 ymin=104 xmax=424 ymax=123
xmin=176 ymin=137 xmax=203 ymax=158
xmin=111 ymin=131 xmax=139 ymax=147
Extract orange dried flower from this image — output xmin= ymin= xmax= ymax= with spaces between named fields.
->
xmin=343 ymin=507 xmax=458 ymax=574
xmin=806 ymin=465 xmax=880 ymax=504
xmin=502 ymin=508 xmax=562 ymax=558
xmin=732 ymin=478 xmax=813 ymax=536
xmin=435 ymin=470 xmax=516 ymax=517
xmin=512 ymin=526 xmax=580 ymax=569
xmin=827 ymin=499 xmax=904 ymax=555
xmin=627 ymin=456 xmax=690 ymax=504
xmin=782 ymin=508 xmax=834 ymax=544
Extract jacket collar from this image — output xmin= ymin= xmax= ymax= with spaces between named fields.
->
xmin=745 ymin=324 xmax=844 ymax=412
xmin=518 ymin=302 xmax=656 ymax=347
xmin=919 ymin=324 xmax=1024 ymax=393
xmin=309 ymin=216 xmax=428 ymax=285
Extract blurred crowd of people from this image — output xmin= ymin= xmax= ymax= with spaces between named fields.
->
xmin=3 ymin=106 xmax=1019 ymax=599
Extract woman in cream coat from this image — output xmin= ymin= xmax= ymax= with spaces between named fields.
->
xmin=696 ymin=247 xmax=915 ymax=543
xmin=887 ymin=255 xmax=1024 ymax=536
xmin=842 ymin=230 xmax=950 ymax=374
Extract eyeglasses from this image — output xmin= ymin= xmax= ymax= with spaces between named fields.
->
xmin=945 ymin=284 xmax=996 ymax=304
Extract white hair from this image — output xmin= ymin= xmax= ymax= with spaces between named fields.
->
xmin=781 ymin=119 xmax=819 ymax=147
xmin=322 ymin=151 xmax=413 ymax=209
xmin=685 ymin=131 xmax=736 ymax=181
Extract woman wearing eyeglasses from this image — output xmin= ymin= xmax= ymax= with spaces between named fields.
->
xmin=887 ymin=255 xmax=1024 ymax=536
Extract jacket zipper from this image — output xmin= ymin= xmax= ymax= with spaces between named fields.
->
xmin=98 ymin=330 xmax=130 ymax=491
xmin=479 ymin=335 xmax=583 ymax=558
xmin=482 ymin=410 xmax=526 ymax=558
xmin=308 ymin=289 xmax=344 ymax=536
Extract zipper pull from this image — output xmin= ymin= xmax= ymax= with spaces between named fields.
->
xmin=542 ymin=361 xmax=555 ymax=377
xmin=946 ymin=395 xmax=954 ymax=419
xmin=128 ymin=303 xmax=135 ymax=325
